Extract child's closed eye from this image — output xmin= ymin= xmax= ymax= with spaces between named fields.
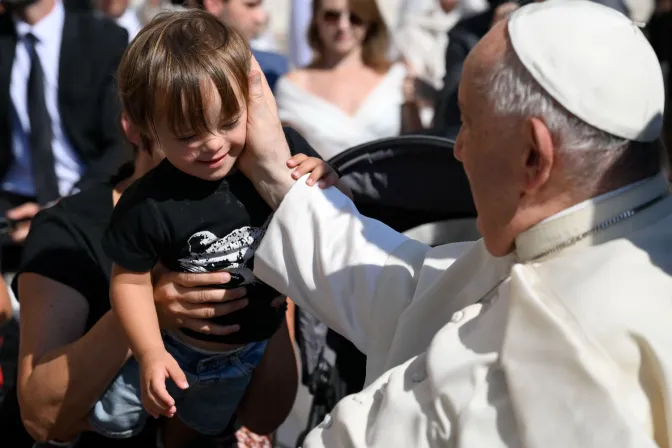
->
xmin=176 ymin=134 xmax=197 ymax=143
xmin=219 ymin=115 xmax=241 ymax=132
xmin=219 ymin=119 xmax=239 ymax=131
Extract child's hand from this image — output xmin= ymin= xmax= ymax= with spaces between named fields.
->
xmin=287 ymin=154 xmax=340 ymax=189
xmin=138 ymin=349 xmax=188 ymax=419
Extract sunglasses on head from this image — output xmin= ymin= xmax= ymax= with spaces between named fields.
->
xmin=322 ymin=9 xmax=365 ymax=26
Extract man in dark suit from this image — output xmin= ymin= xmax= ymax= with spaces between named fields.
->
xmin=195 ymin=0 xmax=288 ymax=91
xmin=0 ymin=0 xmax=128 ymax=249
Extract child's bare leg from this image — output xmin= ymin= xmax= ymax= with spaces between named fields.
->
xmin=161 ymin=417 xmax=200 ymax=448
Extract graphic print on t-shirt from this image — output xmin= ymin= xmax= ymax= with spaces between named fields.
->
xmin=177 ymin=226 xmax=265 ymax=285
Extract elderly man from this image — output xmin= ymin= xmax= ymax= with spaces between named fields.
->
xmin=238 ymin=0 xmax=672 ymax=446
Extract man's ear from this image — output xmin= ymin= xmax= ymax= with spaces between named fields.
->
xmin=121 ymin=114 xmax=142 ymax=148
xmin=202 ymin=0 xmax=225 ymax=18
xmin=523 ymin=116 xmax=555 ymax=193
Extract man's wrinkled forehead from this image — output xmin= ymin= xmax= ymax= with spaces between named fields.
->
xmin=468 ymin=20 xmax=509 ymax=77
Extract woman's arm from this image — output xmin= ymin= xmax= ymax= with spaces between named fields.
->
xmin=285 ymin=298 xmax=297 ymax=347
xmin=401 ymin=101 xmax=425 ymax=134
xmin=400 ymin=63 xmax=426 ymax=134
xmin=236 ymin=319 xmax=298 ymax=434
xmin=17 ymin=273 xmax=131 ymax=442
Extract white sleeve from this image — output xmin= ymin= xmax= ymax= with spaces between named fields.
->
xmin=254 ymin=176 xmax=428 ymax=354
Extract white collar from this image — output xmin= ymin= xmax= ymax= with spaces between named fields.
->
xmin=515 ymin=175 xmax=671 ymax=262
xmin=541 ymin=177 xmax=652 ymax=224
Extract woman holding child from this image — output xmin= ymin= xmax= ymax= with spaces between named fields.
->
xmin=4 ymin=10 xmax=342 ymax=448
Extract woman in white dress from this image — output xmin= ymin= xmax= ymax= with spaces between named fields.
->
xmin=275 ymin=0 xmax=406 ymax=161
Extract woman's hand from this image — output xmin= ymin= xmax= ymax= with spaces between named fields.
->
xmin=153 ymin=265 xmax=249 ymax=337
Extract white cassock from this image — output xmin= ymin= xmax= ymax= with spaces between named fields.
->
xmin=254 ymin=174 xmax=672 ymax=447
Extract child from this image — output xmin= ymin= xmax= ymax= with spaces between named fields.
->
xmin=89 ymin=10 xmax=343 ymax=440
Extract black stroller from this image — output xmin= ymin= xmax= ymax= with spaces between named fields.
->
xmin=295 ymin=135 xmax=479 ymax=446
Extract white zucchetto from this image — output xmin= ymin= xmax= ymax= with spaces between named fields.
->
xmin=508 ymin=0 xmax=665 ymax=142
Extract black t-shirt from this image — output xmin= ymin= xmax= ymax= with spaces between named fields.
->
xmin=102 ymin=127 xmax=318 ymax=344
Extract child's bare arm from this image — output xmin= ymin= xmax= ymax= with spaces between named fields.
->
xmin=110 ymin=264 xmax=163 ymax=358
xmin=110 ymin=264 xmax=188 ymax=418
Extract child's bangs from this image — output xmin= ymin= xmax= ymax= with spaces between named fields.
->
xmin=156 ymin=60 xmax=246 ymax=139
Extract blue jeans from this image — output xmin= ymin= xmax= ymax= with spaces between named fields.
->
xmin=89 ymin=332 xmax=267 ymax=438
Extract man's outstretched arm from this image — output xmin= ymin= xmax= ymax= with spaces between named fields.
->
xmin=254 ymin=176 xmax=428 ymax=354
xmin=241 ymin=57 xmax=429 ymax=354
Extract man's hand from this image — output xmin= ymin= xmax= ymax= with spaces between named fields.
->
xmin=153 ymin=266 xmax=249 ymax=336
xmin=6 ymin=202 xmax=40 ymax=244
xmin=237 ymin=55 xmax=295 ymax=209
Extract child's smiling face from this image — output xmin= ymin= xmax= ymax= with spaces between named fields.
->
xmin=152 ymin=80 xmax=248 ymax=181
xmin=117 ymin=10 xmax=253 ymax=181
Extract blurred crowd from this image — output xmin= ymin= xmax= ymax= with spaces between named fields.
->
xmin=0 ymin=0 xmax=670 ymax=447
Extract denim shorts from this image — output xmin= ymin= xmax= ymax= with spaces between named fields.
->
xmin=89 ymin=332 xmax=267 ymax=438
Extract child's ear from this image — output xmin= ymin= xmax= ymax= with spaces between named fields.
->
xmin=121 ymin=114 xmax=142 ymax=148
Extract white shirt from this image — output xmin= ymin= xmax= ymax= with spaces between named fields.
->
xmin=289 ymin=0 xmax=313 ymax=68
xmin=115 ymin=8 xmax=142 ymax=43
xmin=4 ymin=0 xmax=84 ymax=198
